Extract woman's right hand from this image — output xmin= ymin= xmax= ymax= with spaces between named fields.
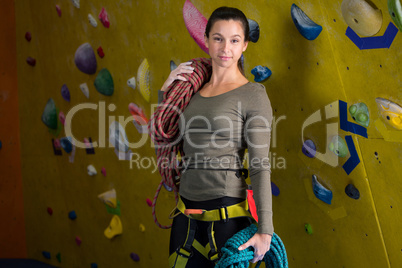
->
xmin=161 ymin=61 xmax=194 ymax=92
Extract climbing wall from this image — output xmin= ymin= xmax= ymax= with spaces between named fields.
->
xmin=14 ymin=0 xmax=401 ymax=267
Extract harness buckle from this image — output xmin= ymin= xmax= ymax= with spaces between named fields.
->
xmin=219 ymin=207 xmax=229 ymax=223
xmin=176 ymin=246 xmax=193 ymax=258
xmin=208 ymin=251 xmax=222 ymax=262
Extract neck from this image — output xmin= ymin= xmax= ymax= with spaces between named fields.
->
xmin=208 ymin=61 xmax=245 ymax=86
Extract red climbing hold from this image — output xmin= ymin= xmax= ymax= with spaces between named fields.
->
xmin=26 ymin=57 xmax=36 ymax=66
xmin=97 ymin=46 xmax=104 ymax=58
xmin=146 ymin=198 xmax=152 ymax=207
xmin=56 ymin=5 xmax=62 ymax=17
xmin=98 ymin=7 xmax=110 ymax=28
xmin=47 ymin=207 xmax=53 ymax=215
xmin=25 ymin=32 xmax=32 ymax=42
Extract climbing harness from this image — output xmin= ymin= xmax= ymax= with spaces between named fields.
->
xmin=168 ymin=196 xmax=255 ymax=268
xmin=216 ymin=224 xmax=288 ymax=268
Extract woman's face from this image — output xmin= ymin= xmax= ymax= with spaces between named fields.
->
xmin=205 ymin=19 xmax=248 ymax=69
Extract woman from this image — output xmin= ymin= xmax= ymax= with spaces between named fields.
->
xmin=158 ymin=6 xmax=273 ymax=267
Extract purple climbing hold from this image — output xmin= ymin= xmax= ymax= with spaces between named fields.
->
xmin=130 ymin=252 xmax=140 ymax=262
xmin=61 ymin=84 xmax=70 ymax=102
xmin=42 ymin=251 xmax=51 ymax=259
xmin=74 ymin=43 xmax=97 ymax=75
xmin=302 ymin=139 xmax=316 ymax=158
xmin=271 ymin=181 xmax=280 ymax=196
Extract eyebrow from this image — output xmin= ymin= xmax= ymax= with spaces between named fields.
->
xmin=212 ymin=33 xmax=242 ymax=38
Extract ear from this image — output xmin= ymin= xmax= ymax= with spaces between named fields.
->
xmin=242 ymin=41 xmax=249 ymax=52
xmin=204 ymin=34 xmax=209 ymax=49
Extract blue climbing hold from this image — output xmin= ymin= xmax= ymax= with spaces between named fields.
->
xmin=60 ymin=137 xmax=73 ymax=153
xmin=68 ymin=210 xmax=77 ymax=220
xmin=248 ymin=19 xmax=260 ymax=43
xmin=345 ymin=184 xmax=360 ymax=200
xmin=271 ymin=181 xmax=280 ymax=196
xmin=251 ymin=65 xmax=272 ymax=82
xmin=291 ymin=4 xmax=323 ymax=40
xmin=312 ymin=175 xmax=332 ymax=205
xmin=0 ymin=140 xmax=2 ymax=149
xmin=91 ymin=263 xmax=98 ymax=268
xmin=302 ymin=139 xmax=316 ymax=158
xmin=42 ymin=251 xmax=51 ymax=259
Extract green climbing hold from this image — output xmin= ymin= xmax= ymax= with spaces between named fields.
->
xmin=349 ymin=102 xmax=369 ymax=127
xmin=56 ymin=252 xmax=61 ymax=263
xmin=305 ymin=223 xmax=313 ymax=235
xmin=94 ymin=68 xmax=114 ymax=96
xmin=388 ymin=0 xmax=402 ymax=32
xmin=329 ymin=136 xmax=349 ymax=157
xmin=41 ymin=98 xmax=58 ymax=129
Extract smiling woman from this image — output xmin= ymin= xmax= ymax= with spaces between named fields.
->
xmin=152 ymin=6 xmax=275 ymax=268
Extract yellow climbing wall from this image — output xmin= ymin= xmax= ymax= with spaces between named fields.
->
xmin=15 ymin=0 xmax=401 ymax=267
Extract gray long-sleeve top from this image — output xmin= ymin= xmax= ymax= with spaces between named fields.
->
xmin=157 ymin=82 xmax=273 ymax=234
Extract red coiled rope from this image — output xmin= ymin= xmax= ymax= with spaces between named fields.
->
xmin=148 ymin=58 xmax=212 ymax=228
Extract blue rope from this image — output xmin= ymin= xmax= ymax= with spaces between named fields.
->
xmin=215 ymin=224 xmax=288 ymax=268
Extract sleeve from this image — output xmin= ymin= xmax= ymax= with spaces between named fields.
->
xmin=244 ymin=83 xmax=274 ymax=235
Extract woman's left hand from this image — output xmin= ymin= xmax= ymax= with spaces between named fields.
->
xmin=238 ymin=233 xmax=272 ymax=263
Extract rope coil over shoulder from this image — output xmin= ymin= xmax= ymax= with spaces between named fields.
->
xmin=148 ymin=58 xmax=212 ymax=229
xmin=216 ymin=224 xmax=288 ymax=268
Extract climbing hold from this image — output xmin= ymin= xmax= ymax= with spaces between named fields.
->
xmin=345 ymin=184 xmax=360 ymax=199
xmin=26 ymin=57 xmax=36 ymax=66
xmin=247 ymin=19 xmax=260 ymax=43
xmin=68 ymin=210 xmax=77 ymax=220
xmin=91 ymin=263 xmax=98 ymax=268
xmin=55 ymin=5 xmax=61 ymax=17
xmin=146 ymin=198 xmax=152 ymax=207
xmin=375 ymin=97 xmax=402 ymax=130
xmin=129 ymin=103 xmax=148 ymax=125
xmin=97 ymin=46 xmax=104 ymax=58
xmin=139 ymin=224 xmax=145 ymax=232
xmin=42 ymin=251 xmax=51 ymax=259
xmin=271 ymin=181 xmax=280 ymax=196
xmin=329 ymin=136 xmax=349 ymax=157
xmin=341 ymin=0 xmax=383 ymax=36
xmin=59 ymin=111 xmax=65 ymax=125
xmin=127 ymin=77 xmax=136 ymax=90
xmin=74 ymin=43 xmax=97 ymax=75
xmin=53 ymin=139 xmax=61 ymax=150
xmin=170 ymin=60 xmax=178 ymax=71
xmin=251 ymin=65 xmax=272 ymax=82
xmin=312 ymin=174 xmax=333 ymax=205
xmin=41 ymin=98 xmax=58 ymax=129
xmin=56 ymin=252 xmax=61 ymax=263
xmin=109 ymin=121 xmax=129 ymax=152
xmin=104 ymin=215 xmax=123 ymax=239
xmin=130 ymin=252 xmax=140 ymax=262
xmin=163 ymin=182 xmax=173 ymax=192
xmin=98 ymin=7 xmax=110 ymax=28
xmin=94 ymin=68 xmax=114 ymax=96
xmin=60 ymin=137 xmax=73 ymax=153
xmin=137 ymin=58 xmax=151 ymax=102
xmin=248 ymin=19 xmax=260 ymax=43
xmin=101 ymin=167 xmax=106 ymax=176
xmin=84 ymin=138 xmax=95 ymax=154
xmin=183 ymin=0 xmax=209 ymax=54
xmin=302 ymin=139 xmax=316 ymax=158
xmin=47 ymin=207 xmax=53 ymax=215
xmin=25 ymin=32 xmax=31 ymax=42
xmin=388 ymin=0 xmax=402 ymax=31
xmin=87 ymin=165 xmax=97 ymax=176
xmin=98 ymin=189 xmax=117 ymax=208
xmin=88 ymin=14 xmax=97 ymax=27
xmin=80 ymin=83 xmax=89 ymax=99
xmin=291 ymin=4 xmax=323 ymax=40
xmin=71 ymin=0 xmax=80 ymax=8
xmin=61 ymin=84 xmax=70 ymax=102
xmin=349 ymin=102 xmax=370 ymax=127
xmin=305 ymin=223 xmax=313 ymax=234
xmin=75 ymin=236 xmax=82 ymax=246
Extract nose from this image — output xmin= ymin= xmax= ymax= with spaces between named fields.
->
xmin=222 ymin=40 xmax=230 ymax=53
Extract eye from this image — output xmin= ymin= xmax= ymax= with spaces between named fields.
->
xmin=213 ymin=37 xmax=222 ymax=42
xmin=232 ymin=39 xmax=239 ymax=43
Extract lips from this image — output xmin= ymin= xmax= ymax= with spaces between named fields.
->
xmin=219 ymin=56 xmax=232 ymax=60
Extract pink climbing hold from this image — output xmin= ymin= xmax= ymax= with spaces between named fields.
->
xmin=98 ymin=7 xmax=110 ymax=28
xmin=54 ymin=139 xmax=61 ymax=149
xmin=75 ymin=236 xmax=82 ymax=246
xmin=59 ymin=111 xmax=65 ymax=125
xmin=26 ymin=57 xmax=36 ymax=66
xmin=47 ymin=207 xmax=53 ymax=215
xmin=146 ymin=198 xmax=152 ymax=207
xmin=56 ymin=5 xmax=62 ymax=17
xmin=25 ymin=32 xmax=32 ymax=42
xmin=97 ymin=46 xmax=105 ymax=58
xmin=101 ymin=167 xmax=106 ymax=176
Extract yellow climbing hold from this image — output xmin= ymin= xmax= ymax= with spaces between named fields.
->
xmin=98 ymin=189 xmax=117 ymax=208
xmin=137 ymin=58 xmax=151 ymax=102
xmin=104 ymin=215 xmax=123 ymax=239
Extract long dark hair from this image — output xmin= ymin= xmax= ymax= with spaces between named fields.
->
xmin=205 ymin=6 xmax=250 ymax=76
